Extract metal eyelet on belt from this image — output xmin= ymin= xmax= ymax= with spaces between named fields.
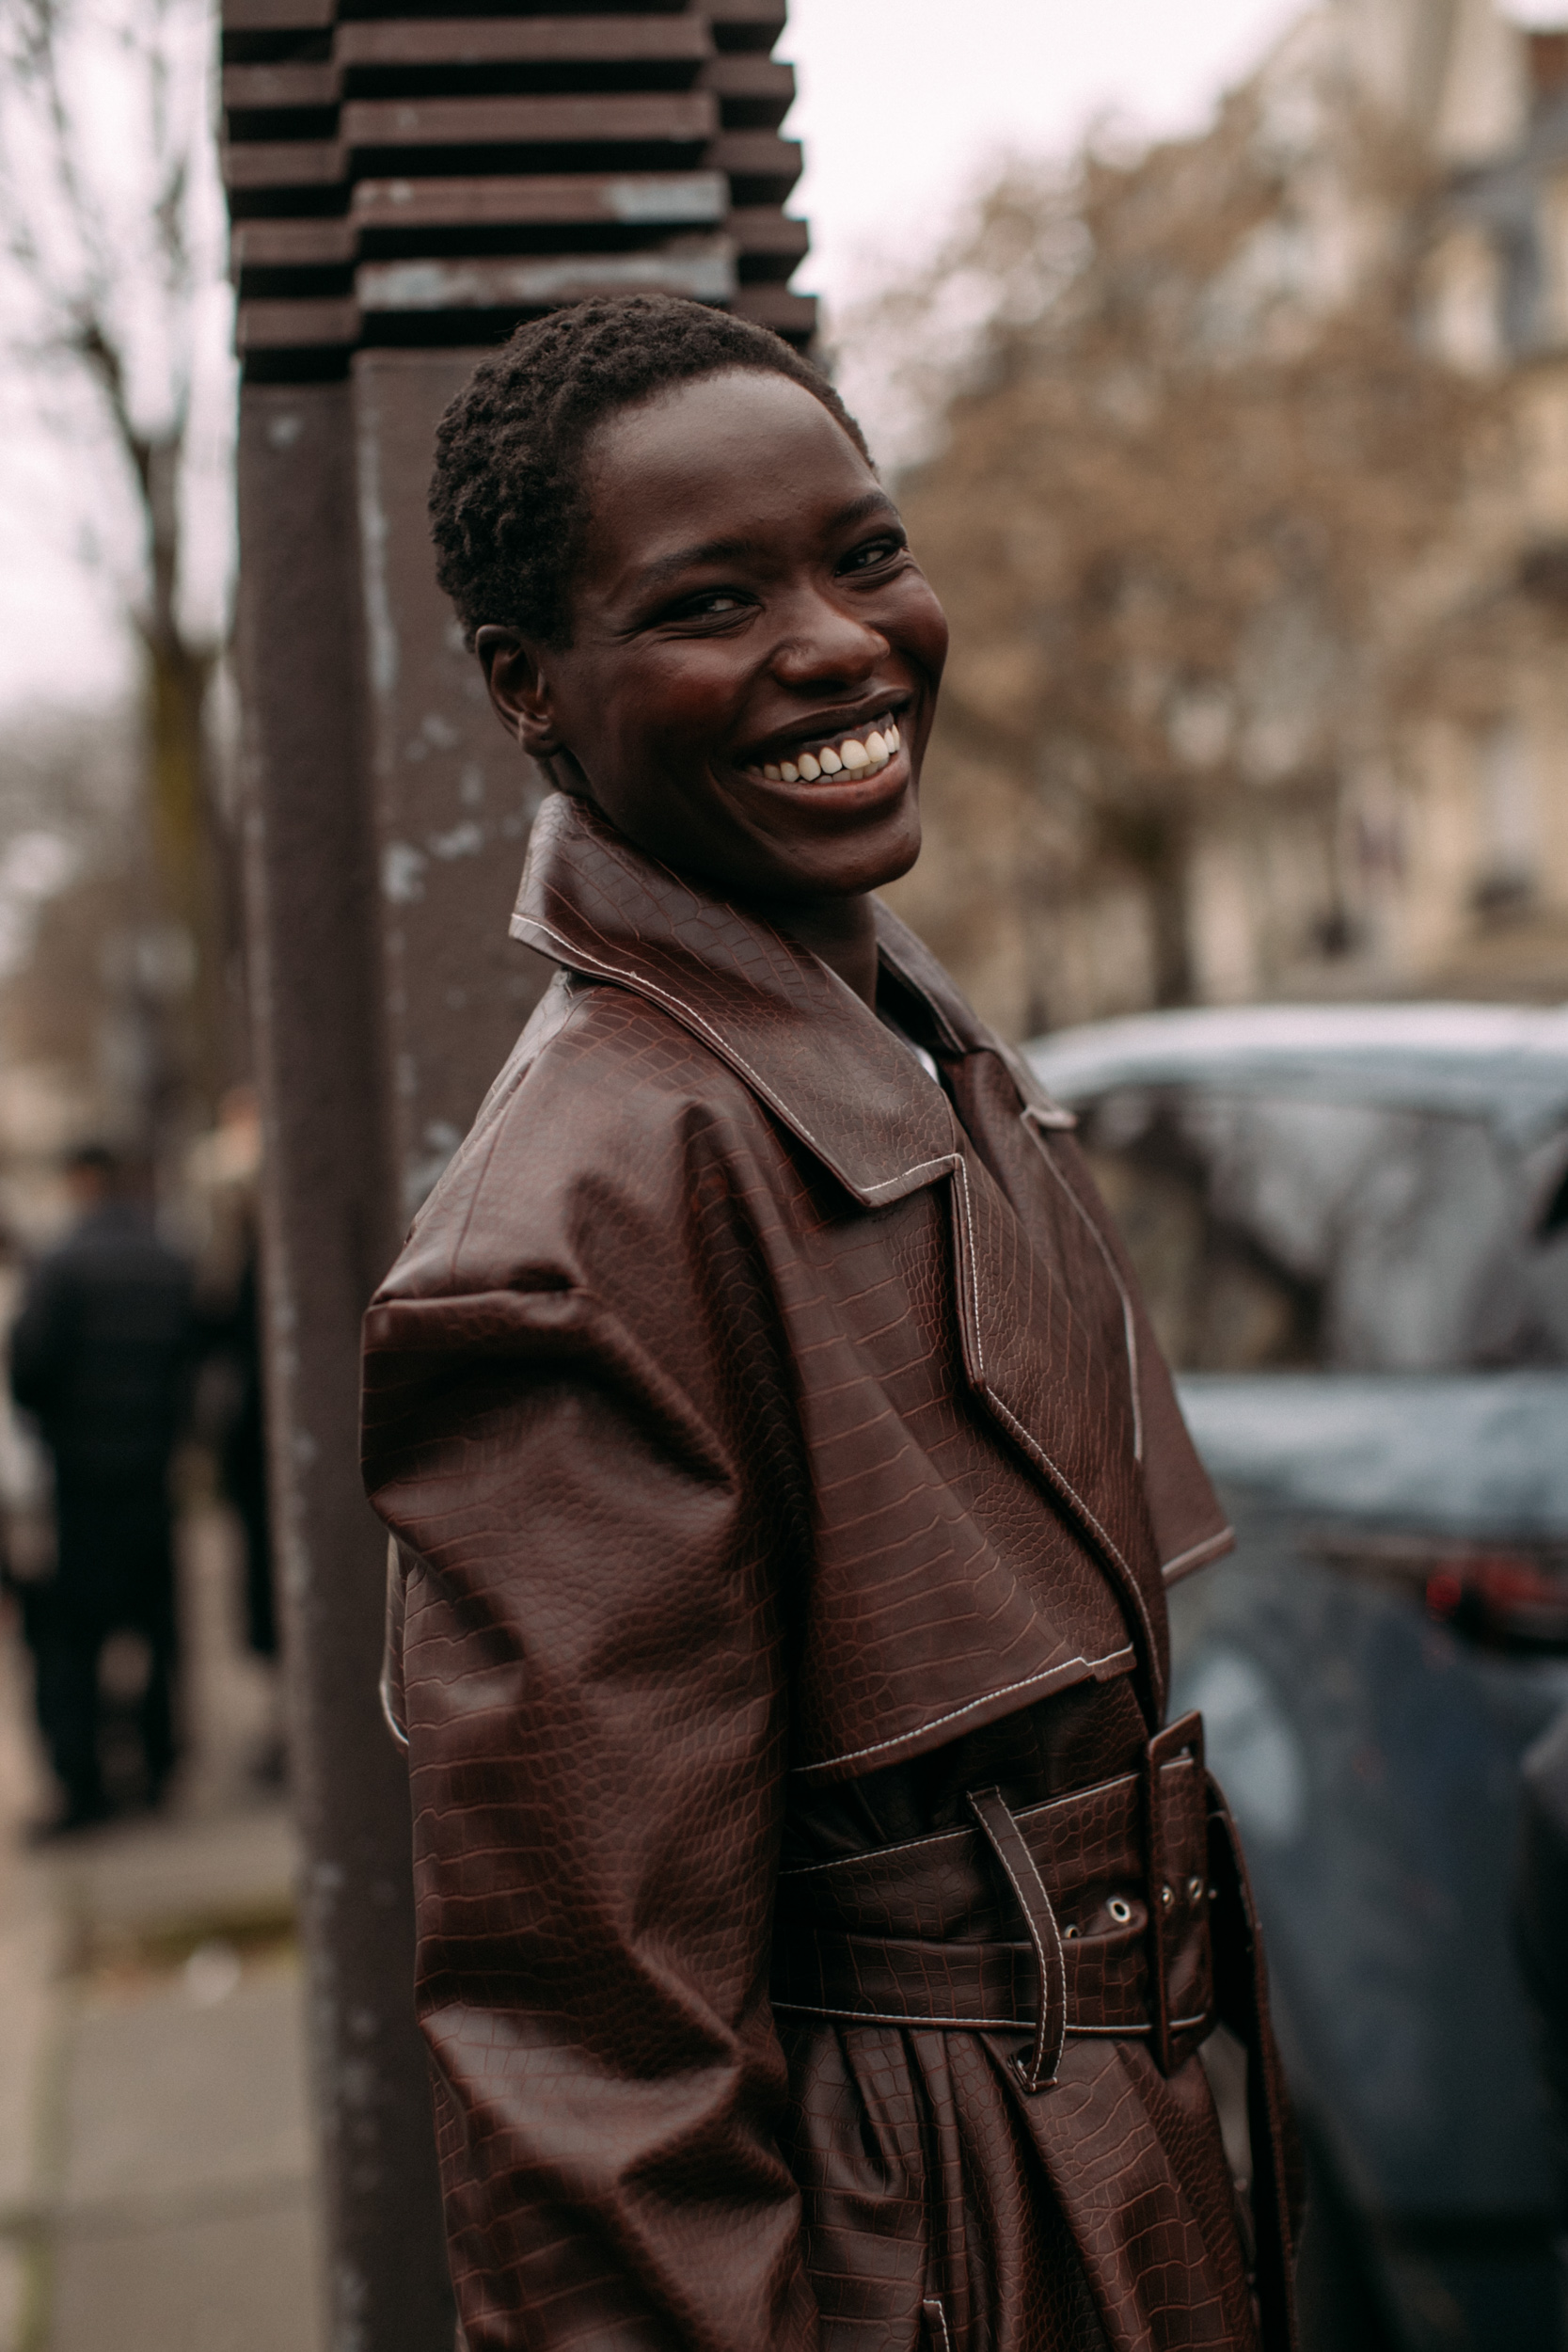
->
xmin=1061 ymin=1922 xmax=1078 ymax=1939
xmin=1107 ymin=1897 xmax=1132 ymax=1925
xmin=1160 ymin=1883 xmax=1174 ymax=1910
xmin=1187 ymin=1877 xmax=1205 ymax=1902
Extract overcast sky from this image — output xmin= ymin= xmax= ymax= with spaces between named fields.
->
xmin=783 ymin=0 xmax=1306 ymax=311
xmin=784 ymin=0 xmax=1568 ymax=305
xmin=0 ymin=0 xmax=1553 ymax=717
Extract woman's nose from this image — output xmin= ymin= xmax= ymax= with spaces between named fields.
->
xmin=769 ymin=591 xmax=889 ymax=687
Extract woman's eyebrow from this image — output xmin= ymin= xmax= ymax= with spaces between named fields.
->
xmin=632 ymin=494 xmax=900 ymax=593
xmin=634 ymin=534 xmax=761 ymax=591
xmin=832 ymin=490 xmax=899 ymax=531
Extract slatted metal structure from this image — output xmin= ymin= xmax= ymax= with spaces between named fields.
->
xmin=220 ymin=8 xmax=813 ymax=2344
xmin=224 ymin=0 xmax=813 ymax=375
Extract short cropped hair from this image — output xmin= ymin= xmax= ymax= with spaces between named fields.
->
xmin=428 ymin=294 xmax=871 ymax=649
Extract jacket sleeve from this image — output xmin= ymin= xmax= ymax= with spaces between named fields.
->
xmin=362 ymin=1278 xmax=817 ymax=2352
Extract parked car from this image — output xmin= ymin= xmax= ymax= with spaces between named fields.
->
xmin=1025 ymin=1002 xmax=1568 ymax=2352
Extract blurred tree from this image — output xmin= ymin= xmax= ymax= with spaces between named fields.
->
xmin=865 ymin=84 xmax=1505 ymax=1029
xmin=0 ymin=716 xmax=146 ymax=1088
xmin=0 ymin=0 xmax=233 ymax=1133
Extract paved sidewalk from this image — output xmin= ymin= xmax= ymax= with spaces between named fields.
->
xmin=0 ymin=1505 xmax=325 ymax=2352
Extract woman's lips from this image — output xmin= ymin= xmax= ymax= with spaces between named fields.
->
xmin=742 ymin=713 xmax=903 ymax=787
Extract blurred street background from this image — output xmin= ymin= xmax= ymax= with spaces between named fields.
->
xmin=0 ymin=0 xmax=1566 ymax=2347
xmin=0 ymin=1501 xmax=317 ymax=2352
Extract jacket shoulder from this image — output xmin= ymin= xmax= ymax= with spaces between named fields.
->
xmin=384 ymin=970 xmax=781 ymax=1309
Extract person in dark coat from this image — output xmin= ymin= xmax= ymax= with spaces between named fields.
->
xmin=10 ymin=1144 xmax=195 ymax=1829
xmin=362 ymin=297 xmax=1300 ymax=2352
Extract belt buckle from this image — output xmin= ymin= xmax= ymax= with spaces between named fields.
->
xmin=1143 ymin=1709 xmax=1205 ymax=2074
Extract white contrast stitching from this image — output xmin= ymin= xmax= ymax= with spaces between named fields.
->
xmin=773 ymin=2005 xmax=1209 ymax=2038
xmin=981 ymin=1385 xmax=1162 ymax=1698
xmin=514 ymin=914 xmax=963 ymax=1203
xmin=780 ymin=1749 xmax=1204 ymax=1883
xmin=1161 ymin=1528 xmax=1235 ymax=1584
xmin=969 ymin=1787 xmax=1069 ymax=2087
xmin=790 ymin=1645 xmax=1136 ymax=1783
xmin=953 ymin=1157 xmax=985 ymax=1377
xmin=777 ymin=1785 xmax=1117 ymax=1880
xmin=945 ymin=1140 xmax=1161 ymax=1704
xmin=923 ymin=2298 xmax=955 ymax=2352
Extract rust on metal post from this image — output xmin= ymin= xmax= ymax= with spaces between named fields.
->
xmin=222 ymin=6 xmax=814 ymax=2343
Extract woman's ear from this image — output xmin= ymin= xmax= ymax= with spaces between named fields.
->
xmin=475 ymin=626 xmax=562 ymax=757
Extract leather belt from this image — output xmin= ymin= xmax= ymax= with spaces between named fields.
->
xmin=772 ymin=1712 xmax=1213 ymax=2090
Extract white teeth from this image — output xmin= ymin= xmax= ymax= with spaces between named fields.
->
xmin=754 ymin=718 xmax=903 ymax=783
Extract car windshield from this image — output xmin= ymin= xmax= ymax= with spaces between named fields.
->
xmin=1078 ymin=1086 xmax=1568 ymax=1373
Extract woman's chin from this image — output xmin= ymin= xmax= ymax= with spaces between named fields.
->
xmin=750 ymin=776 xmax=922 ymax=900
xmin=816 ymin=800 xmax=922 ymax=898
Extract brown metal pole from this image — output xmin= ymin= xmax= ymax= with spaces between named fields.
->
xmin=233 ymin=381 xmax=454 ymax=2350
xmin=222 ymin=9 xmax=816 ymax=2344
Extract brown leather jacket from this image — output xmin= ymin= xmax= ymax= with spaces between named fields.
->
xmin=362 ymin=790 xmax=1300 ymax=2352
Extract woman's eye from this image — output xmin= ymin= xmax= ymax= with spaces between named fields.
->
xmin=842 ymin=536 xmax=905 ymax=574
xmin=664 ymin=588 xmax=749 ymax=622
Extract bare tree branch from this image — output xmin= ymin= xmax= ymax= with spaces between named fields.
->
xmin=872 ymin=84 xmax=1517 ymax=1025
xmin=0 ymin=0 xmax=217 ymax=652
xmin=0 ymin=0 xmax=233 ymax=1119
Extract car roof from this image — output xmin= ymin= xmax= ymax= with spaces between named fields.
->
xmin=1023 ymin=1001 xmax=1568 ymax=1139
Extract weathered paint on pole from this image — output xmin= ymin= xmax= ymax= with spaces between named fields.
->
xmin=351 ymin=351 xmax=554 ymax=1220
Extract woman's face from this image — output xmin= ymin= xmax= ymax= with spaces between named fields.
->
xmin=482 ymin=368 xmax=949 ymax=908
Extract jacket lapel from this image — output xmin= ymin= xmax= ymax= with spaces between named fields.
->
xmin=511 ymin=793 xmax=1165 ymax=1713
xmin=510 ymin=793 xmax=957 ymax=1208
xmin=943 ymin=1082 xmax=1166 ymax=1716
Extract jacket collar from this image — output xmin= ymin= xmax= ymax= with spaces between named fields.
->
xmin=511 ymin=790 xmax=992 ymax=1207
xmin=512 ymin=794 xmax=1165 ymax=1713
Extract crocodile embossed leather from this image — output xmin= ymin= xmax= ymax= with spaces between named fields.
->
xmin=362 ymin=789 xmax=1301 ymax=2352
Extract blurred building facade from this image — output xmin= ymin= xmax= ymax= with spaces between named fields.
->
xmin=1375 ymin=0 xmax=1568 ymax=995
xmin=886 ymin=0 xmax=1568 ymax=1037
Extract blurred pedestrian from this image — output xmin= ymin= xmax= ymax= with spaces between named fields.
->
xmin=10 ymin=1144 xmax=196 ymax=1832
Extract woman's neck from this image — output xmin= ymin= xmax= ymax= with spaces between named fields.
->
xmin=772 ymin=895 xmax=879 ymax=1009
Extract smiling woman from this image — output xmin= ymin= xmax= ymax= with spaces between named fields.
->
xmin=361 ymin=294 xmax=1301 ymax=2352
xmin=435 ymin=312 xmax=949 ymax=1001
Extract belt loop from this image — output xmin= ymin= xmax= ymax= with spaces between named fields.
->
xmin=1144 ymin=1710 xmax=1205 ymax=2074
xmin=966 ymin=1787 xmax=1067 ymax=2091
